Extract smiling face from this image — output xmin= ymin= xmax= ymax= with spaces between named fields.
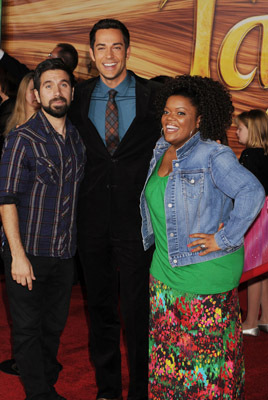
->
xmin=34 ymin=69 xmax=74 ymax=119
xmin=161 ymin=95 xmax=201 ymax=149
xmin=236 ymin=121 xmax=249 ymax=145
xmin=89 ymin=28 xmax=130 ymax=88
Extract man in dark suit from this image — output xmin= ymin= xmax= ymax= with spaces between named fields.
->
xmin=0 ymin=43 xmax=78 ymax=85
xmin=69 ymin=19 xmax=161 ymax=400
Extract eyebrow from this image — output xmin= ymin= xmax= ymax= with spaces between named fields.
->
xmin=42 ymin=79 xmax=70 ymax=86
xmin=96 ymin=42 xmax=124 ymax=47
xmin=165 ymin=106 xmax=187 ymax=110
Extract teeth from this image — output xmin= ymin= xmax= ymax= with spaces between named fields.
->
xmin=166 ymin=125 xmax=178 ymax=130
xmin=104 ymin=63 xmax=116 ymax=67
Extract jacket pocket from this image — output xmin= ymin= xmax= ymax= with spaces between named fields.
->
xmin=181 ymin=172 xmax=204 ymax=199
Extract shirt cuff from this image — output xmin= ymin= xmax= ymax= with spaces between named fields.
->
xmin=0 ymin=49 xmax=4 ymax=60
xmin=0 ymin=196 xmax=19 ymax=205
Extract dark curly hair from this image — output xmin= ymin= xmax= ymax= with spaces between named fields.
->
xmin=155 ymin=74 xmax=233 ymax=143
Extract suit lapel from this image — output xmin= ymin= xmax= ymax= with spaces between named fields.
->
xmin=80 ymin=79 xmax=109 ymax=154
xmin=115 ymin=74 xmax=152 ymax=152
xmin=135 ymin=75 xmax=151 ymax=121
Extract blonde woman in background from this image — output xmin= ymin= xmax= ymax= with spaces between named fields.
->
xmin=236 ymin=109 xmax=268 ymax=336
xmin=4 ymin=72 xmax=39 ymax=136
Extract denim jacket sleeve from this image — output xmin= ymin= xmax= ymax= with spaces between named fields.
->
xmin=211 ymin=147 xmax=265 ymax=250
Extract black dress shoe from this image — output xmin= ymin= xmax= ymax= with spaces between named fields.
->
xmin=49 ymin=387 xmax=67 ymax=400
xmin=258 ymin=323 xmax=268 ymax=333
xmin=0 ymin=358 xmax=20 ymax=376
xmin=49 ymin=394 xmax=66 ymax=400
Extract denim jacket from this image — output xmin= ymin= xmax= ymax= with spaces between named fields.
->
xmin=140 ymin=132 xmax=265 ymax=267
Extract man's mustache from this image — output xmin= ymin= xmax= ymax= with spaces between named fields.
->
xmin=49 ymin=97 xmax=67 ymax=106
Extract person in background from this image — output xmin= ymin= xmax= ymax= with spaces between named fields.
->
xmin=0 ymin=43 xmax=79 ymax=86
xmin=0 ymin=58 xmax=85 ymax=400
xmin=236 ymin=109 xmax=268 ymax=336
xmin=4 ymin=71 xmax=40 ymax=137
xmin=69 ymin=18 xmax=161 ymax=400
xmin=140 ymin=75 xmax=265 ymax=399
xmin=0 ymin=66 xmax=18 ymax=148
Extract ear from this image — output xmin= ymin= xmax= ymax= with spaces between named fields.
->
xmin=126 ymin=45 xmax=131 ymax=60
xmin=89 ymin=47 xmax=95 ymax=62
xmin=34 ymin=89 xmax=41 ymax=104
xmin=71 ymin=87 xmax=74 ymax=101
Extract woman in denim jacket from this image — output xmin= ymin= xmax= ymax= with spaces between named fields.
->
xmin=140 ymin=75 xmax=265 ymax=400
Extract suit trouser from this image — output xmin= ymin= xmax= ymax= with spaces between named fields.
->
xmin=78 ymin=236 xmax=152 ymax=400
xmin=3 ymin=249 xmax=74 ymax=400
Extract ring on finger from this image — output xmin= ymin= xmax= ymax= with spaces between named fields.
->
xmin=200 ymin=244 xmax=206 ymax=249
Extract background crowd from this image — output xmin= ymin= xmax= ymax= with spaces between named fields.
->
xmin=0 ymin=17 xmax=267 ymax=400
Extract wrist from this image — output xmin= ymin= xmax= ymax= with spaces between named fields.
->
xmin=10 ymin=246 xmax=26 ymax=259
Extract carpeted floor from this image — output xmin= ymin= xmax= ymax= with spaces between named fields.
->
xmin=0 ymin=276 xmax=268 ymax=399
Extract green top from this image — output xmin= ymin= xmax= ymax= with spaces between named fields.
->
xmin=145 ymin=157 xmax=244 ymax=295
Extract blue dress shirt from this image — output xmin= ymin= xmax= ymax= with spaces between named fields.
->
xmin=88 ymin=71 xmax=136 ymax=143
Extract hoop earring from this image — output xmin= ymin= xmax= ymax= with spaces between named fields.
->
xmin=189 ymin=129 xmax=193 ymax=137
xmin=161 ymin=128 xmax=164 ymax=136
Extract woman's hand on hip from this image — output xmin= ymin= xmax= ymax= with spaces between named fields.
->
xmin=188 ymin=223 xmax=223 ymax=256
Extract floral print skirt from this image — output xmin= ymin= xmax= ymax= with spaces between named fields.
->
xmin=149 ymin=275 xmax=245 ymax=399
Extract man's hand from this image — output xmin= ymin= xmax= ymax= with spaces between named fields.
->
xmin=0 ymin=204 xmax=36 ymax=290
xmin=11 ymin=254 xmax=36 ymax=290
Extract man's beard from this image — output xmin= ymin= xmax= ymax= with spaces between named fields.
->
xmin=42 ymin=97 xmax=69 ymax=118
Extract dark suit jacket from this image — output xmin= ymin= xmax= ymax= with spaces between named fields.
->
xmin=69 ymin=71 xmax=162 ymax=243
xmin=0 ymin=53 xmax=30 ymax=85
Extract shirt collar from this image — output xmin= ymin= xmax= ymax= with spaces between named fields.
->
xmin=175 ymin=131 xmax=201 ymax=158
xmin=37 ymin=109 xmax=73 ymax=140
xmin=98 ymin=71 xmax=132 ymax=97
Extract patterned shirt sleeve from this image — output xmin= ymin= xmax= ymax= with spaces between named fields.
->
xmin=0 ymin=131 xmax=30 ymax=204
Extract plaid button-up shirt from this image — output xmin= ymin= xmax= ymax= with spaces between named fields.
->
xmin=0 ymin=110 xmax=86 ymax=258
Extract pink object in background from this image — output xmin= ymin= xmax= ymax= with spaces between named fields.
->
xmin=240 ymin=197 xmax=268 ymax=283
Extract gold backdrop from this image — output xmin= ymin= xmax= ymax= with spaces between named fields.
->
xmin=2 ymin=0 xmax=268 ymax=155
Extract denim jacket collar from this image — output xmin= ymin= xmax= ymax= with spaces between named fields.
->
xmin=156 ymin=131 xmax=201 ymax=161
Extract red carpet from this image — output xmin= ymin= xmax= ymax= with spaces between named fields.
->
xmin=0 ymin=276 xmax=268 ymax=400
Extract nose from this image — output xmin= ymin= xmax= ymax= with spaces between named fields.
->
xmin=166 ymin=112 xmax=176 ymax=120
xmin=54 ymin=84 xmax=63 ymax=96
xmin=105 ymin=47 xmax=113 ymax=58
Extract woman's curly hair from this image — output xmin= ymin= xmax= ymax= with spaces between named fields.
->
xmin=155 ymin=74 xmax=234 ymax=143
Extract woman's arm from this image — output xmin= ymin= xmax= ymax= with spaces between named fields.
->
xmin=188 ymin=147 xmax=265 ymax=254
xmin=212 ymin=148 xmax=265 ymax=249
